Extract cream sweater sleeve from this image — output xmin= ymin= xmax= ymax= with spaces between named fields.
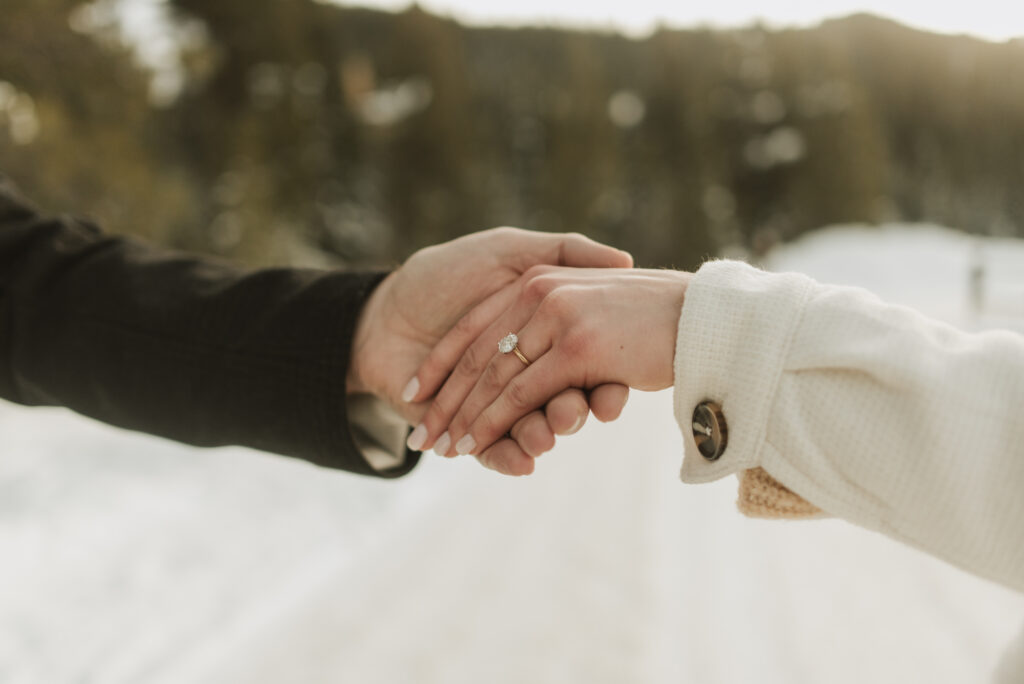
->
xmin=673 ymin=259 xmax=1024 ymax=592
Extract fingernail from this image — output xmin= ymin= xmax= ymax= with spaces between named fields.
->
xmin=433 ymin=431 xmax=451 ymax=456
xmin=567 ymin=414 xmax=585 ymax=435
xmin=401 ymin=377 xmax=420 ymax=403
xmin=407 ymin=424 xmax=428 ymax=451
xmin=455 ymin=434 xmax=477 ymax=455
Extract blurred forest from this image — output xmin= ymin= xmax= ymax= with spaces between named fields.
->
xmin=2 ymin=0 xmax=1023 ymax=269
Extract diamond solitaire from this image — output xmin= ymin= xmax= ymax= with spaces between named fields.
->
xmin=498 ymin=332 xmax=518 ymax=354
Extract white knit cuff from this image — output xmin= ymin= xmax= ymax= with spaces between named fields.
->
xmin=673 ymin=260 xmax=814 ymax=484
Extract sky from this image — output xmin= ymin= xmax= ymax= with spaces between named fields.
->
xmin=333 ymin=0 xmax=1024 ymax=42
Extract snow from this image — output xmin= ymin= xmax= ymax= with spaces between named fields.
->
xmin=764 ymin=224 xmax=1024 ymax=332
xmin=2 ymin=224 xmax=1023 ymax=683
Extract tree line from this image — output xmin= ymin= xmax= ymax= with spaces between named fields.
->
xmin=2 ymin=1 xmax=1022 ymax=269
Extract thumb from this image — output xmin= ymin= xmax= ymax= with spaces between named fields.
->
xmin=556 ymin=232 xmax=634 ymax=269
xmin=499 ymin=228 xmax=633 ymax=271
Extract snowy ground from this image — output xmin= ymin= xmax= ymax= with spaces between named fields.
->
xmin=1 ymin=224 xmax=1023 ymax=684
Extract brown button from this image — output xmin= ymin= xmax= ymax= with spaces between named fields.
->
xmin=692 ymin=401 xmax=728 ymax=461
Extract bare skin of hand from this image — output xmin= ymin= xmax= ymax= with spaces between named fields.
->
xmin=347 ymin=228 xmax=634 ymax=471
xmin=409 ymin=266 xmax=692 ymax=475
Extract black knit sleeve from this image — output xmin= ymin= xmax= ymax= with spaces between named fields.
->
xmin=0 ymin=176 xmax=419 ymax=477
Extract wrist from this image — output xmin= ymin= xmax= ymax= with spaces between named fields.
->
xmin=659 ymin=270 xmax=692 ymax=389
xmin=347 ymin=272 xmax=394 ymax=396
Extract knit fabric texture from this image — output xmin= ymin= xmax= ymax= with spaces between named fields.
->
xmin=737 ymin=467 xmax=823 ymax=519
xmin=672 ymin=259 xmax=1024 ymax=593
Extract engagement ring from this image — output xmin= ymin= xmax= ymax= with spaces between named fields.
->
xmin=498 ymin=332 xmax=531 ymax=366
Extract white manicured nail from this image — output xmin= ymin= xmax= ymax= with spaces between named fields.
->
xmin=433 ymin=431 xmax=451 ymax=456
xmin=455 ymin=434 xmax=477 ymax=455
xmin=401 ymin=377 xmax=420 ymax=403
xmin=407 ymin=424 xmax=428 ymax=451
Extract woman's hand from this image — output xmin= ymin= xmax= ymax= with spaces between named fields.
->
xmin=404 ymin=266 xmax=691 ymax=474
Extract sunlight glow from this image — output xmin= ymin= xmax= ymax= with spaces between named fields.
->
xmin=332 ymin=0 xmax=1024 ymax=42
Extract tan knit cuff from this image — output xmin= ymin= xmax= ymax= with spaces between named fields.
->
xmin=737 ymin=467 xmax=824 ymax=519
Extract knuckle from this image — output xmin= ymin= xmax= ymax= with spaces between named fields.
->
xmin=408 ymin=243 xmax=439 ymax=265
xmin=523 ymin=263 xmax=555 ymax=280
xmin=480 ymin=359 xmax=505 ymax=392
xmin=451 ymin=312 xmax=477 ymax=339
xmin=506 ymin=378 xmax=533 ymax=412
xmin=446 ymin=410 xmax=468 ymax=437
xmin=424 ymin=397 xmax=453 ymax=430
xmin=560 ymin=327 xmax=590 ymax=358
xmin=447 ymin=416 xmax=468 ymax=438
xmin=539 ymin=288 xmax=574 ymax=319
xmin=522 ymin=264 xmax=545 ymax=282
xmin=416 ymin=357 xmax=441 ymax=385
xmin=490 ymin=226 xmax=519 ymax=240
xmin=474 ymin=412 xmax=501 ymax=443
xmin=523 ymin=272 xmax=556 ymax=302
xmin=455 ymin=344 xmax=485 ymax=378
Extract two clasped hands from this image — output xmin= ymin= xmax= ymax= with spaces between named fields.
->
xmin=348 ymin=227 xmax=691 ymax=475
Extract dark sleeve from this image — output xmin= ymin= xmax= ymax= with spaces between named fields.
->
xmin=0 ymin=176 xmax=419 ymax=478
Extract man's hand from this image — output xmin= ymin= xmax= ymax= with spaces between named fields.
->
xmin=347 ymin=227 xmax=634 ymax=473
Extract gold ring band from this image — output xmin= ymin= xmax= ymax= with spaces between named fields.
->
xmin=511 ymin=346 xmax=531 ymax=366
